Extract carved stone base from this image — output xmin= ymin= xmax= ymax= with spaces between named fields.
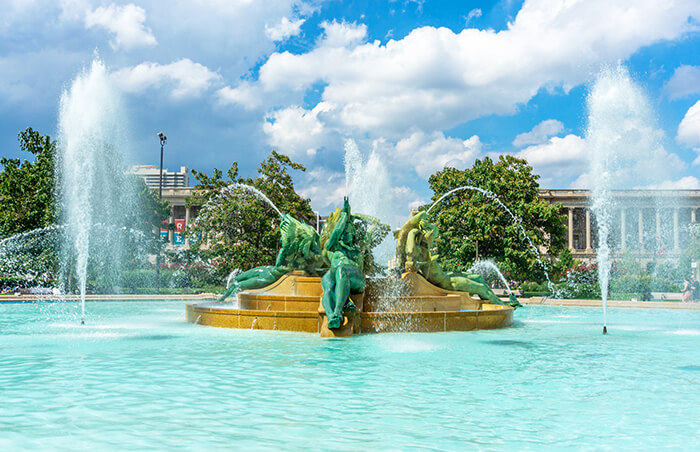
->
xmin=318 ymin=312 xmax=354 ymax=337
xmin=187 ymin=272 xmax=513 ymax=335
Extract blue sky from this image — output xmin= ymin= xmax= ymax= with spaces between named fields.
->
xmin=1 ymin=0 xmax=699 ymax=214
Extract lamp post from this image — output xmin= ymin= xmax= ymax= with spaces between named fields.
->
xmin=158 ymin=132 xmax=167 ymax=198
xmin=157 ymin=132 xmax=167 ymax=294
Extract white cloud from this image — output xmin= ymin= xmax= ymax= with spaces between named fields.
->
xmin=465 ymin=8 xmax=482 ymax=26
xmin=665 ymin=65 xmax=700 ymax=100
xmin=394 ymin=131 xmax=482 ymax=179
xmin=112 ymin=59 xmax=221 ymax=98
xmin=263 ymin=103 xmax=336 ymax=158
xmin=0 ymin=0 xmax=39 ymax=30
xmin=677 ymin=99 xmax=700 ymax=165
xmin=217 ymin=82 xmax=263 ymax=110
xmin=319 ymin=20 xmax=367 ymax=48
xmin=297 ymin=168 xmax=346 ymax=211
xmin=516 ymin=134 xmax=586 ymax=166
xmin=512 ymin=119 xmax=564 ymax=147
xmin=394 ymin=185 xmax=426 ymax=212
xmin=265 ymin=16 xmax=305 ymax=42
xmin=648 ymin=176 xmax=700 ymax=189
xmin=514 ymin=134 xmax=587 ymax=187
xmin=59 ymin=0 xmax=89 ymax=22
xmin=243 ymin=0 xmax=700 ymax=138
xmin=85 ymin=4 xmax=157 ymax=51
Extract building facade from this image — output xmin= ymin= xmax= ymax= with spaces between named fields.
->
xmin=539 ymin=189 xmax=700 ymax=265
xmin=160 ymin=187 xmax=199 ymax=247
xmin=130 ymin=165 xmax=189 ymax=189
xmin=151 ymin=180 xmax=700 ymax=266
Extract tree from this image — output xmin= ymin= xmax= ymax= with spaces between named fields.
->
xmin=186 ymin=151 xmax=315 ymax=278
xmin=128 ymin=175 xmax=171 ymax=236
xmin=427 ymin=155 xmax=566 ymax=280
xmin=0 ymin=128 xmax=56 ymax=238
xmin=551 ymin=247 xmax=577 ymax=281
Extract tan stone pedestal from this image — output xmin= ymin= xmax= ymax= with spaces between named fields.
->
xmin=186 ymin=272 xmax=513 ymax=335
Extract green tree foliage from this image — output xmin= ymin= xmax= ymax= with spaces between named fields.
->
xmin=129 ymin=175 xmax=171 ymax=235
xmin=427 ymin=155 xmax=566 ymax=280
xmin=0 ymin=128 xmax=58 ymax=285
xmin=0 ymin=128 xmax=56 ymax=238
xmin=551 ymin=247 xmax=577 ymax=281
xmin=186 ymin=151 xmax=315 ymax=278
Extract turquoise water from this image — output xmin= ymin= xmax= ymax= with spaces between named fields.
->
xmin=1 ymin=301 xmax=699 ymax=450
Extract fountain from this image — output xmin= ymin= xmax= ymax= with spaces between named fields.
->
xmin=344 ymin=139 xmax=400 ymax=266
xmin=186 ymin=196 xmax=516 ymax=336
xmin=586 ymin=65 xmax=685 ymax=333
xmin=56 ymin=59 xmax=139 ymax=323
xmin=0 ymin=225 xmax=62 ymax=288
xmin=0 ymin=59 xmax=143 ymax=311
xmin=187 ymin=134 xmax=521 ymax=335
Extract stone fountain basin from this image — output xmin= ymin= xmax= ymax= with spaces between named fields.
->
xmin=186 ymin=272 xmax=513 ymax=335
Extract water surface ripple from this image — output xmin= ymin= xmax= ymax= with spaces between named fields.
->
xmin=1 ymin=302 xmax=699 ymax=450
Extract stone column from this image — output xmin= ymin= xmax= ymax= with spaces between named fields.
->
xmin=585 ymin=209 xmax=592 ymax=252
xmin=656 ymin=209 xmax=661 ymax=241
xmin=673 ymin=208 xmax=679 ymax=251
xmin=638 ymin=210 xmax=644 ymax=251
xmin=620 ymin=208 xmax=626 ymax=251
xmin=568 ymin=208 xmax=574 ymax=250
xmin=692 ymin=208 xmax=697 ymax=224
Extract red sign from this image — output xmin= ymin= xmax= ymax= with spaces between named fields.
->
xmin=174 ymin=219 xmax=185 ymax=233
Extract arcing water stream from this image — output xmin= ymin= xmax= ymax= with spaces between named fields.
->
xmin=195 ymin=183 xmax=284 ymax=228
xmin=468 ymin=260 xmax=513 ymax=295
xmin=427 ymin=185 xmax=556 ymax=294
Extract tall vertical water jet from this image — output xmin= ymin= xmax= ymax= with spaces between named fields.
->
xmin=344 ymin=139 xmax=412 ymax=329
xmin=344 ymin=139 xmax=400 ymax=267
xmin=586 ymin=65 xmax=673 ymax=334
xmin=57 ymin=59 xmax=132 ymax=323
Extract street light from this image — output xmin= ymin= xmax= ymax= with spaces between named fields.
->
xmin=158 ymin=132 xmax=167 ymax=199
xmin=157 ymin=132 xmax=167 ymax=294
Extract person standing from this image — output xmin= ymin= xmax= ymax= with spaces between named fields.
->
xmin=682 ymin=279 xmax=693 ymax=303
xmin=691 ymin=277 xmax=700 ymax=302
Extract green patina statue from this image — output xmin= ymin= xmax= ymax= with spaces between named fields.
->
xmin=219 ymin=213 xmax=324 ymax=300
xmin=394 ymin=211 xmax=520 ymax=308
xmin=320 ymin=197 xmax=388 ymax=329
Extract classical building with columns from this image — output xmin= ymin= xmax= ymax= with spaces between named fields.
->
xmin=539 ymin=189 xmax=700 ymax=265
xmin=150 ymin=177 xmax=700 ymax=265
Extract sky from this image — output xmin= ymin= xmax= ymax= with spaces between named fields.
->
xmin=1 ymin=0 xmax=700 ymax=214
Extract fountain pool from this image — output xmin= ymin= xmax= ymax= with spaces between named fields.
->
xmin=2 ymin=300 xmax=699 ymax=450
